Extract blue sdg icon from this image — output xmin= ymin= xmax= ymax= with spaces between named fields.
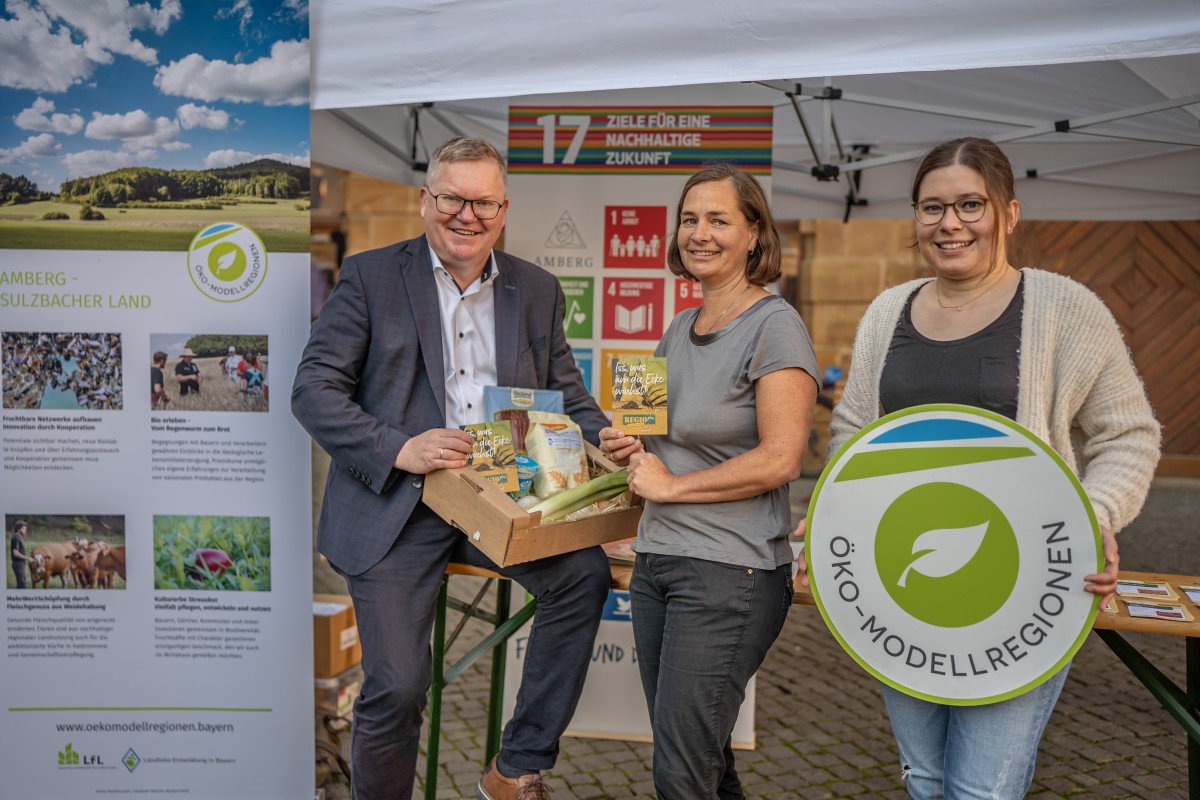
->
xmin=806 ymin=405 xmax=1102 ymax=705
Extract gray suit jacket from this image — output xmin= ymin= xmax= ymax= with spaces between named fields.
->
xmin=292 ymin=235 xmax=607 ymax=575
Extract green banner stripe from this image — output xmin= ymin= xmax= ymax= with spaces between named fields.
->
xmin=834 ymin=446 xmax=1035 ymax=481
xmin=10 ymin=706 xmax=271 ymax=712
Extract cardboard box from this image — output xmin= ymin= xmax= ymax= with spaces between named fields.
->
xmin=315 ymin=663 xmax=363 ymax=719
xmin=313 ymin=594 xmax=362 ymax=679
xmin=423 ymin=441 xmax=642 ymax=567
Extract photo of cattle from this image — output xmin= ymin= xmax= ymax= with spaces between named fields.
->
xmin=153 ymin=515 xmax=270 ymax=592
xmin=6 ymin=514 xmax=126 ymax=590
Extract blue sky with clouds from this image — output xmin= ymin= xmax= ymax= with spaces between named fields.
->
xmin=0 ymin=0 xmax=309 ymax=192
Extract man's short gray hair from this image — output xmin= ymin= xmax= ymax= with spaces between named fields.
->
xmin=427 ymin=137 xmax=507 ymax=187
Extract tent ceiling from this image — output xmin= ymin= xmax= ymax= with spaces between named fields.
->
xmin=311 ymin=1 xmax=1200 ymax=220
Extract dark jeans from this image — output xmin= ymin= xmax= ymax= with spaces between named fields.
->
xmin=336 ymin=503 xmax=609 ymax=800
xmin=631 ymin=553 xmax=793 ymax=800
xmin=13 ymin=561 xmax=27 ymax=589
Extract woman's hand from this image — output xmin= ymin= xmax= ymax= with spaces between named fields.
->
xmin=599 ymin=426 xmax=643 ymax=466
xmin=627 ymin=452 xmax=675 ymax=502
xmin=793 ymin=518 xmax=809 ymax=588
xmin=1084 ymin=525 xmax=1119 ymax=611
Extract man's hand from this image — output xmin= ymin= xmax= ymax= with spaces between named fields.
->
xmin=627 ymin=452 xmax=675 ymax=503
xmin=1084 ymin=525 xmax=1119 ymax=611
xmin=394 ymin=428 xmax=473 ymax=475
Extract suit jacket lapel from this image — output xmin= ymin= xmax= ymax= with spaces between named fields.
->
xmin=400 ymin=236 xmax=447 ymax=421
xmin=493 ymin=252 xmax=520 ymax=387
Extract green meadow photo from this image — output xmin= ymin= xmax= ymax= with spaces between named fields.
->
xmin=0 ymin=162 xmax=308 ymax=252
xmin=153 ymin=515 xmax=271 ymax=592
xmin=0 ymin=3 xmax=308 ymax=253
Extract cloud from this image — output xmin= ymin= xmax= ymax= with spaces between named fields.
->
xmin=154 ymin=39 xmax=308 ymax=106
xmin=176 ymin=103 xmax=230 ymax=131
xmin=62 ymin=147 xmax=155 ymax=178
xmin=0 ymin=0 xmax=182 ymax=91
xmin=40 ymin=0 xmax=181 ymax=63
xmin=85 ymin=109 xmax=182 ymax=149
xmin=0 ymin=133 xmax=62 ymax=164
xmin=15 ymin=97 xmax=85 ymax=134
xmin=203 ymin=149 xmax=310 ymax=169
xmin=18 ymin=133 xmax=61 ymax=156
xmin=276 ymin=0 xmax=307 ymax=21
xmin=216 ymin=0 xmax=252 ymax=37
xmin=30 ymin=168 xmax=60 ymax=192
xmin=0 ymin=0 xmax=96 ymax=91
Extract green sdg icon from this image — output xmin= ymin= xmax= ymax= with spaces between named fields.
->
xmin=875 ymin=482 xmax=1018 ymax=627
xmin=207 ymin=241 xmax=247 ymax=281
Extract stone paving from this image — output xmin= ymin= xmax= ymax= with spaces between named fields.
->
xmin=314 ymin=461 xmax=1200 ymax=799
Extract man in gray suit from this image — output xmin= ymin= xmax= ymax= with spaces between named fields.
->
xmin=293 ymin=137 xmax=610 ymax=800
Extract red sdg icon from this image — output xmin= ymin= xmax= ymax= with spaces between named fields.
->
xmin=602 ymin=278 xmax=664 ymax=340
xmin=674 ymin=278 xmax=704 ymax=313
xmin=604 ymin=206 xmax=667 ymax=269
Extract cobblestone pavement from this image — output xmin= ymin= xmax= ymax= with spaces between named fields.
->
xmin=314 ymin=466 xmax=1200 ymax=799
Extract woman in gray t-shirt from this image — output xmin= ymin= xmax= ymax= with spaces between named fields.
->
xmin=600 ymin=161 xmax=819 ymax=799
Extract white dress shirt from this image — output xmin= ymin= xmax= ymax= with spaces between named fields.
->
xmin=430 ymin=248 xmax=498 ymax=429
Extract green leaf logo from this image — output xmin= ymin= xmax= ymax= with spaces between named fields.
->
xmin=897 ymin=522 xmax=988 ymax=587
xmin=59 ymin=743 xmax=78 ymax=765
xmin=875 ymin=482 xmax=1018 ymax=628
xmin=208 ymin=241 xmax=247 ymax=281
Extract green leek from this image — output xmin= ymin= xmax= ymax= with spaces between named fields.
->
xmin=527 ymin=469 xmax=629 ymax=522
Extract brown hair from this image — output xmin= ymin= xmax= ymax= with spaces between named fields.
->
xmin=152 ymin=351 xmax=167 ymax=366
xmin=911 ymin=137 xmax=1018 ymax=272
xmin=666 ymin=161 xmax=782 ymax=285
xmin=427 ymin=137 xmax=507 ymax=188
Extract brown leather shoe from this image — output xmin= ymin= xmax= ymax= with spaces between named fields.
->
xmin=475 ymin=755 xmax=552 ymax=800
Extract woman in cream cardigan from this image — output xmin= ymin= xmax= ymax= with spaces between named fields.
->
xmin=803 ymin=137 xmax=1160 ymax=799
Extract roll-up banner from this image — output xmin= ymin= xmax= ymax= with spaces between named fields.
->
xmin=1 ymin=4 xmax=313 ymax=797
xmin=503 ymin=100 xmax=773 ymax=747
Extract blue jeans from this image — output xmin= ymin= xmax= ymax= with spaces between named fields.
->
xmin=336 ymin=503 xmax=610 ymax=800
xmin=881 ymin=666 xmax=1070 ymax=800
xmin=631 ymin=553 xmax=793 ymax=800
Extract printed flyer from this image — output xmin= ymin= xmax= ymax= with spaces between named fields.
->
xmin=0 ymin=3 xmax=313 ymax=798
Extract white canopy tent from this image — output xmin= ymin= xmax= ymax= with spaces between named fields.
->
xmin=311 ymin=0 xmax=1200 ymax=220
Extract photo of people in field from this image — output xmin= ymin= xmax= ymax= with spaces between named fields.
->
xmin=149 ymin=333 xmax=267 ymax=412
xmin=153 ymin=515 xmax=270 ymax=592
xmin=6 ymin=514 xmax=126 ymax=590
xmin=2 ymin=331 xmax=123 ymax=410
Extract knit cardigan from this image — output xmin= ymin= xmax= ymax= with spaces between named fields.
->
xmin=829 ymin=268 xmax=1161 ymax=532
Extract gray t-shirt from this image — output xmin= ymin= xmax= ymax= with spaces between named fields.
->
xmin=635 ymin=295 xmax=819 ymax=570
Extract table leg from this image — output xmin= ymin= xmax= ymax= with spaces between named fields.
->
xmin=1189 ymin=637 xmax=1199 ymax=800
xmin=486 ymin=580 xmax=513 ymax=762
xmin=1096 ymin=629 xmax=1200 ymax=799
xmin=425 ymin=577 xmax=449 ymax=800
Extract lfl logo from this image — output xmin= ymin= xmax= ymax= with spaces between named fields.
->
xmin=807 ymin=405 xmax=1101 ymax=706
xmin=58 ymin=742 xmax=104 ymax=767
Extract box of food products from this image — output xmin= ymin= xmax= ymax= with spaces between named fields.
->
xmin=422 ymin=441 xmax=642 ymax=567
